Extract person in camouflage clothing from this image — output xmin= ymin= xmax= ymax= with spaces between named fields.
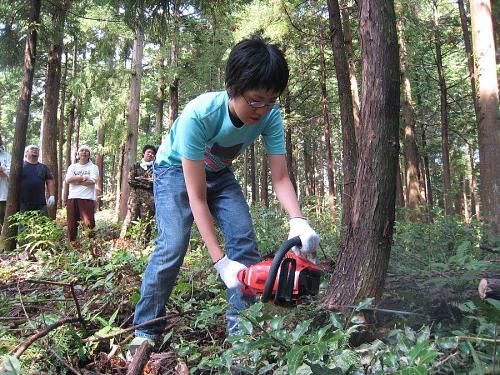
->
xmin=121 ymin=145 xmax=157 ymax=240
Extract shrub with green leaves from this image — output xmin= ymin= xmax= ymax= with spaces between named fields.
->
xmin=9 ymin=211 xmax=65 ymax=255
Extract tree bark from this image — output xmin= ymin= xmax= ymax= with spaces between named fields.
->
xmin=0 ymin=0 xmax=42 ymax=251
xmin=155 ymin=57 xmax=165 ymax=144
xmin=243 ymin=148 xmax=248 ymax=200
xmin=168 ymin=0 xmax=180 ymax=131
xmin=64 ymin=38 xmax=77 ymax=204
xmin=327 ymin=0 xmax=358 ymax=228
xmin=57 ymin=53 xmax=68 ymax=208
xmin=467 ymin=144 xmax=480 ymax=218
xmin=260 ymin=153 xmax=268 ymax=208
xmin=282 ymin=88 xmax=297 ymax=193
xmin=318 ymin=23 xmax=337 ymax=223
xmin=41 ymin=1 xmax=67 ymax=219
xmin=396 ymin=161 xmax=405 ymax=207
xmin=397 ymin=18 xmax=421 ymax=217
xmin=458 ymin=0 xmax=481 ymax=125
xmin=250 ymin=143 xmax=256 ymax=205
xmin=323 ymin=0 xmax=400 ymax=306
xmin=422 ymin=126 xmax=433 ymax=208
xmin=126 ymin=341 xmax=153 ymax=375
xmin=469 ymin=0 xmax=500 ymax=234
xmin=341 ymin=5 xmax=362 ymax=143
xmin=118 ymin=19 xmax=144 ymax=221
xmin=432 ymin=0 xmax=453 ymax=214
xmin=95 ymin=121 xmax=105 ymax=210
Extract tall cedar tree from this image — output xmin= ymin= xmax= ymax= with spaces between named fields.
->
xmin=119 ymin=17 xmax=144 ymax=220
xmin=41 ymin=0 xmax=67 ymax=219
xmin=323 ymin=0 xmax=400 ymax=306
xmin=469 ymin=0 xmax=500 ymax=234
xmin=326 ymin=0 xmax=358 ymax=228
xmin=0 ymin=0 xmax=42 ymax=251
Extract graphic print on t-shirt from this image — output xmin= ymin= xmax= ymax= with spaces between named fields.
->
xmin=204 ymin=142 xmax=243 ymax=172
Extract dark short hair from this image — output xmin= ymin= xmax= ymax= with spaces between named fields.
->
xmin=225 ymin=37 xmax=289 ymax=98
xmin=142 ymin=144 xmax=157 ymax=156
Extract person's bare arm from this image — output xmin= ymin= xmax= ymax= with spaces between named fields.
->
xmin=46 ymin=178 xmax=55 ymax=196
xmin=181 ymin=157 xmax=224 ymax=263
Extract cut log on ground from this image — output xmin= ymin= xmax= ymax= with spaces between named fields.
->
xmin=478 ymin=278 xmax=500 ymax=300
xmin=126 ymin=341 xmax=153 ymax=375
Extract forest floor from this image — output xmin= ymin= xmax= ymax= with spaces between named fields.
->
xmin=1 ymin=209 xmax=499 ymax=374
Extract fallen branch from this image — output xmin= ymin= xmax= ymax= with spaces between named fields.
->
xmin=457 ymin=336 xmax=500 ymax=343
xmin=479 ymin=244 xmax=500 ymax=254
xmin=83 ymin=315 xmax=178 ymax=343
xmin=70 ymin=282 xmax=87 ymax=331
xmin=46 ymin=344 xmax=82 ymax=375
xmin=12 ymin=316 xmax=81 ymax=358
xmin=27 ymin=279 xmax=74 ymax=287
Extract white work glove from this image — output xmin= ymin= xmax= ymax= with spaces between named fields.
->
xmin=47 ymin=196 xmax=56 ymax=207
xmin=213 ymin=255 xmax=246 ymax=289
xmin=288 ymin=217 xmax=320 ymax=257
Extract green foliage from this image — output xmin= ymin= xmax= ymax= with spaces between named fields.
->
xmin=393 ymin=212 xmax=483 ymax=272
xmin=10 ymin=211 xmax=65 ymax=255
xmin=196 ymin=303 xmax=360 ymax=374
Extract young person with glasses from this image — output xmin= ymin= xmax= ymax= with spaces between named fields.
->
xmin=128 ymin=36 xmax=320 ymax=358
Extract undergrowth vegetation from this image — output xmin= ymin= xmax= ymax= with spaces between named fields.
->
xmin=0 ymin=205 xmax=498 ymax=374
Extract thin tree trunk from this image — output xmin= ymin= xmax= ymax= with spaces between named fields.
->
xmin=341 ymin=4 xmax=362 ymax=142
xmin=323 ymin=0 xmax=400 ymax=306
xmin=433 ymin=0 xmax=453 ymax=214
xmin=260 ymin=153 xmax=268 ymax=208
xmin=73 ymin=100 xmax=81 ymax=163
xmin=318 ymin=23 xmax=337 ymax=223
xmin=396 ymin=161 xmax=405 ymax=207
xmin=243 ymin=149 xmax=248 ymax=200
xmin=168 ymin=0 xmax=180 ymax=130
xmin=467 ymin=144 xmax=480 ymax=218
xmin=41 ymin=1 xmax=67 ymax=219
xmin=327 ymin=0 xmax=358 ymax=228
xmin=460 ymin=173 xmax=470 ymax=222
xmin=397 ymin=18 xmax=421 ymax=217
xmin=250 ymin=143 xmax=256 ymax=205
xmin=458 ymin=0 xmax=481 ymax=123
xmin=282 ymin=89 xmax=297 ymax=193
xmin=1 ymin=0 xmax=42 ymax=251
xmin=155 ymin=57 xmax=165 ymax=144
xmin=57 ymin=53 xmax=68 ymax=208
xmin=303 ymin=138 xmax=312 ymax=196
xmin=422 ymin=126 xmax=433 ymax=208
xmin=64 ymin=38 xmax=77 ymax=204
xmin=96 ymin=121 xmax=105 ymax=210
xmin=118 ymin=20 xmax=144 ymax=221
xmin=469 ymin=0 xmax=500 ymax=234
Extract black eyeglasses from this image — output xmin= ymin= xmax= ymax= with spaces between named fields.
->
xmin=243 ymin=96 xmax=280 ymax=110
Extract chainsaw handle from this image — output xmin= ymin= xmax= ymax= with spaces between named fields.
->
xmin=261 ymin=236 xmax=302 ymax=303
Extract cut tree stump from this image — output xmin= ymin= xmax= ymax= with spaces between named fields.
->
xmin=478 ymin=278 xmax=500 ymax=300
xmin=126 ymin=341 xmax=153 ymax=375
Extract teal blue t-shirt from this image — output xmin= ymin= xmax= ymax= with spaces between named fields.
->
xmin=156 ymin=91 xmax=285 ymax=172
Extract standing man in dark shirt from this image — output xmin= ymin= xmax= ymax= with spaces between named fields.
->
xmin=20 ymin=145 xmax=55 ymax=216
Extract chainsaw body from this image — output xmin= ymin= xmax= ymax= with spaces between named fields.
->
xmin=237 ymin=237 xmax=321 ymax=307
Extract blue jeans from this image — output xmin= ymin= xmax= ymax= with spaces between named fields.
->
xmin=133 ymin=165 xmax=260 ymax=340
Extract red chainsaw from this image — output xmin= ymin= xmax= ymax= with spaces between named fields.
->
xmin=237 ymin=236 xmax=322 ymax=307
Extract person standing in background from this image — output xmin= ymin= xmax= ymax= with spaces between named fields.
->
xmin=0 ymin=135 xmax=11 ymax=228
xmin=20 ymin=145 xmax=55 ymax=216
xmin=120 ymin=144 xmax=156 ymax=241
xmin=65 ymin=145 xmax=99 ymax=241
